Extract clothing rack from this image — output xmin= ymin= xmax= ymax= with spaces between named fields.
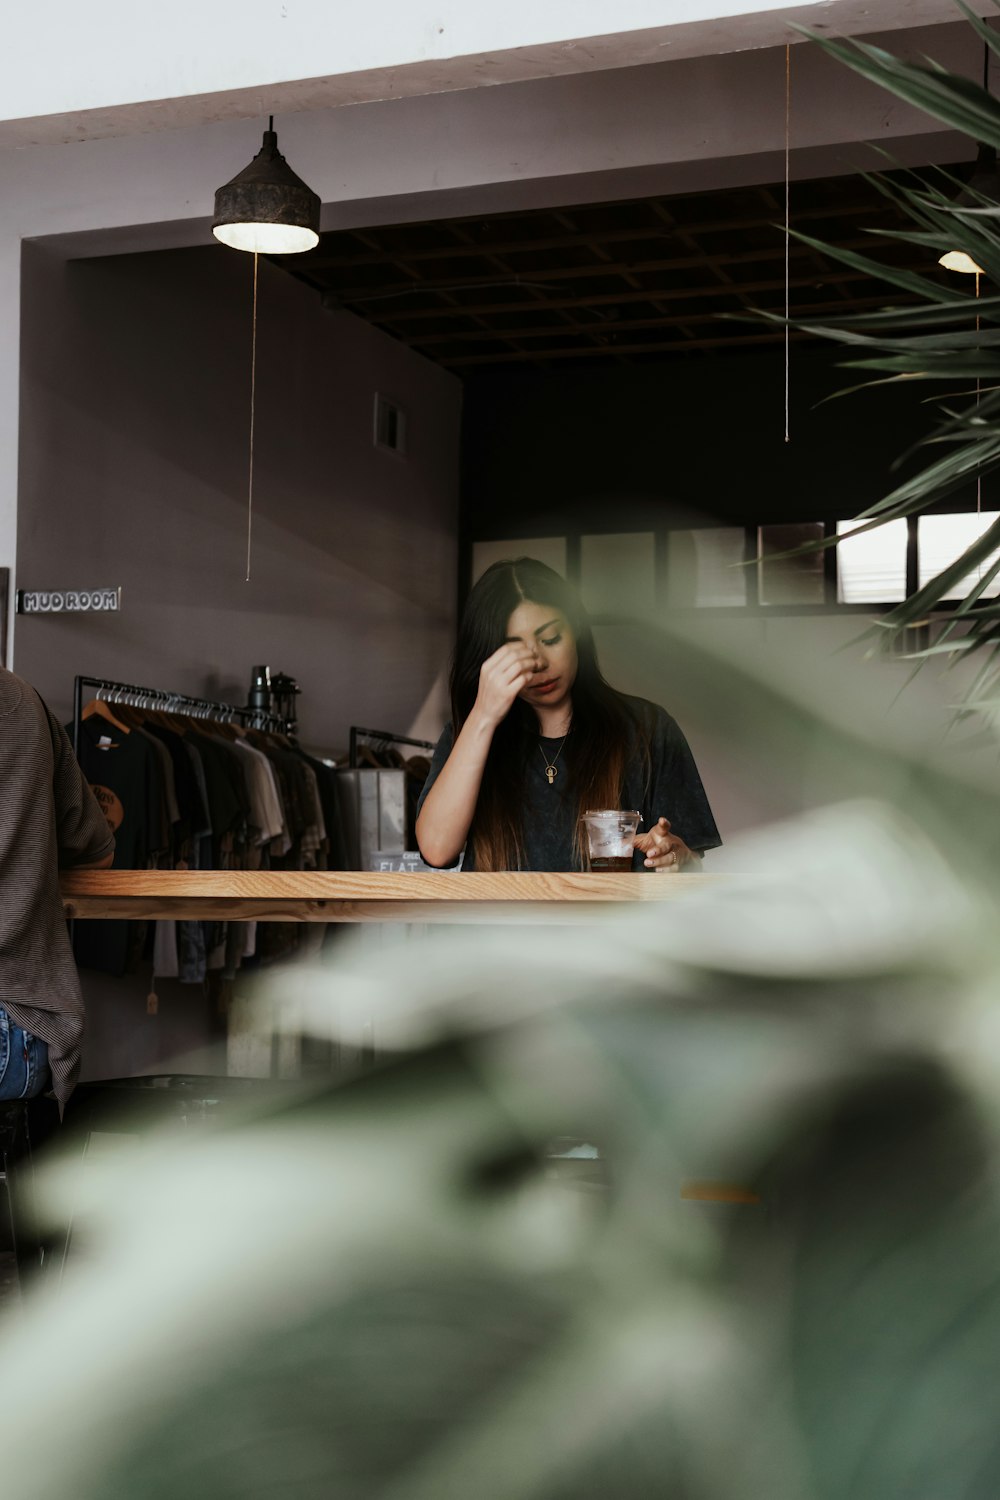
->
xmin=72 ymin=675 xmax=286 ymax=754
xmin=348 ymin=724 xmax=435 ymax=769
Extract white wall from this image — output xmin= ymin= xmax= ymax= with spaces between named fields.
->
xmin=16 ymin=242 xmax=461 ymax=746
xmin=2 ymin=1 xmax=966 ymax=144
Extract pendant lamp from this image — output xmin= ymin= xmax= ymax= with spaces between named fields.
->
xmin=939 ymin=40 xmax=1000 ymax=275
xmin=212 ymin=117 xmax=320 ymax=255
xmin=938 ymin=142 xmax=1000 ymax=273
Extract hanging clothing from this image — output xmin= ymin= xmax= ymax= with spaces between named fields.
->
xmin=71 ymin=714 xmax=166 ymax=976
xmin=66 ymin=695 xmax=378 ymax=982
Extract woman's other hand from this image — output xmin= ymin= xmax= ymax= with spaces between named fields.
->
xmin=634 ymin=816 xmax=698 ymax=873
xmin=473 ymin=643 xmax=540 ymax=728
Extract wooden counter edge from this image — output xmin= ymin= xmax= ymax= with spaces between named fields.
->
xmin=61 ymin=869 xmax=735 ymax=922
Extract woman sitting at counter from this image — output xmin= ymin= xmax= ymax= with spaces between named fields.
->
xmin=415 ymin=558 xmax=721 ymax=873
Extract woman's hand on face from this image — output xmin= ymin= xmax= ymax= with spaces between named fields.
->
xmin=633 ymin=817 xmax=698 ymax=873
xmin=473 ymin=642 xmax=541 ymax=728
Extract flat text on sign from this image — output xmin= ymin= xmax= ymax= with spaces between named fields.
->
xmin=17 ymin=588 xmax=121 ymax=614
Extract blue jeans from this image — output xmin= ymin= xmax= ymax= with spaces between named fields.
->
xmin=0 ymin=1009 xmax=50 ymax=1100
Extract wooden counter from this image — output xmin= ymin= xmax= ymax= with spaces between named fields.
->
xmin=61 ymin=869 xmax=725 ymax=924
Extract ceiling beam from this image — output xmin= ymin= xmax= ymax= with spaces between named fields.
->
xmin=354 ymin=267 xmax=882 ymax=322
xmin=440 ymin=327 xmax=830 ymax=365
xmin=326 ymin=236 xmax=916 ymax=302
xmin=305 ymin=197 xmax=904 ymax=272
xmin=398 ymin=290 xmax=923 ymax=346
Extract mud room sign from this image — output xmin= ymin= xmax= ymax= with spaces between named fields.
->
xmin=17 ymin=588 xmax=121 ymax=614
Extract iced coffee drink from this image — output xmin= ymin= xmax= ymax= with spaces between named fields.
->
xmin=580 ymin=810 xmax=641 ymax=871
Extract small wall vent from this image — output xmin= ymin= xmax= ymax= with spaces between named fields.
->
xmin=374 ymin=393 xmax=407 ymax=456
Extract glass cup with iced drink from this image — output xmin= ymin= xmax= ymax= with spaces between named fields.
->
xmin=580 ymin=810 xmax=642 ymax=872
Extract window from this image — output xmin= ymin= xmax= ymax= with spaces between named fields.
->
xmin=918 ymin=512 xmax=1000 ymax=600
xmin=468 ymin=513 xmax=999 ymax=614
xmin=836 ymin=517 xmax=908 ymax=604
xmin=580 ymin=532 xmax=655 ymax=614
xmin=758 ymin=524 xmax=826 ymax=606
xmin=665 ymin=528 xmax=747 ymax=607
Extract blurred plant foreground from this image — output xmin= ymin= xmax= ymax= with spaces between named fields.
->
xmin=9 ymin=20 xmax=1000 ymax=1500
xmin=1 ymin=603 xmax=998 ymax=1500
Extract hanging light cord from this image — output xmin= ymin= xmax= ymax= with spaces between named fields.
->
xmin=977 ymin=37 xmax=989 ymax=520
xmin=785 ymin=42 xmax=791 ymax=444
xmin=246 ymin=251 xmax=258 ymax=583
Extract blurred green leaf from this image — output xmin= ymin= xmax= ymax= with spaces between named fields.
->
xmin=739 ymin=21 xmax=1000 ymax=703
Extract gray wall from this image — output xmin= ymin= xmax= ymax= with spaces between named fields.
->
xmin=16 ymin=241 xmax=462 ymax=744
xmin=461 ymin=356 xmax=955 ymax=538
xmin=16 ymin=239 xmax=461 ymax=1080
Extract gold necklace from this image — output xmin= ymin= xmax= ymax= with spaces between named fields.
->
xmin=538 ymin=732 xmax=569 ymax=786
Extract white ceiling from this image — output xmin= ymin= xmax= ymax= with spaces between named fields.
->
xmin=0 ymin=0 xmax=983 ymax=148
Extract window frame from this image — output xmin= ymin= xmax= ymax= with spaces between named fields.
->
xmin=463 ymin=513 xmax=998 ymax=619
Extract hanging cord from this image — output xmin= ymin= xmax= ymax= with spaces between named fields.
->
xmin=246 ymin=251 xmax=259 ymax=582
xmin=784 ymin=41 xmax=791 ymax=444
xmin=977 ymin=38 xmax=989 ymax=517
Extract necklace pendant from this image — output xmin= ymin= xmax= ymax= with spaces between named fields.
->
xmin=538 ymin=731 xmax=568 ymax=786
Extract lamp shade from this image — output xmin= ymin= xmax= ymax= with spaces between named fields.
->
xmin=213 ymin=126 xmax=320 ymax=254
xmin=938 ymin=142 xmax=1000 ymax=275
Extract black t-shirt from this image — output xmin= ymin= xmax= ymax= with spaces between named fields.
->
xmin=416 ymin=695 xmax=721 ymax=872
xmin=188 ymin=733 xmax=246 ymax=867
xmin=70 ymin=715 xmax=165 ymax=974
xmin=142 ymin=722 xmax=208 ymax=864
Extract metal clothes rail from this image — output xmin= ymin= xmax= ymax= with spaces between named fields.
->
xmin=72 ymin=675 xmax=287 ymax=753
xmin=348 ymin=725 xmax=436 ymax=768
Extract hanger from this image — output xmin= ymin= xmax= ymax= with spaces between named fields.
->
xmin=247 ymin=725 xmax=292 ymax=750
xmin=81 ymin=681 xmax=283 ymax=740
xmin=112 ymin=703 xmax=147 ymax=729
xmin=82 ymin=697 xmax=131 ymax=734
xmin=203 ymin=714 xmax=239 ymax=740
xmin=155 ymin=704 xmax=192 ymax=732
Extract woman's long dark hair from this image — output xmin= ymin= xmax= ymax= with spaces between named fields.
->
xmin=450 ymin=558 xmax=646 ymax=870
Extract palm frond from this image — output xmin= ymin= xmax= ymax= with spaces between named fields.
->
xmin=797 ymin=29 xmax=1000 ymax=150
xmin=732 ymin=20 xmax=1000 ymax=714
xmin=878 ymin=516 xmax=1000 ymax=630
xmin=802 ymin=302 xmax=998 ymax=333
xmin=785 ymin=226 xmax=967 ymax=302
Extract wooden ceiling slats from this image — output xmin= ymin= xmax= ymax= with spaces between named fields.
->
xmin=547 ymin=209 xmax=637 ymax=359
xmin=325 ymin=238 xmax=912 ymax=305
xmin=283 ymin=172 xmax=948 ymax=368
xmin=368 ymin=268 xmax=872 ymax=323
xmin=439 ymin=327 xmax=837 ymax=365
xmin=301 ymin=199 xmax=897 ymax=273
xmin=395 ymin=291 xmax=921 ymax=347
